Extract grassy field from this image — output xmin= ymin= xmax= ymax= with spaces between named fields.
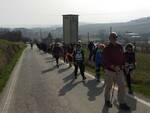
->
xmin=84 ymin=48 xmax=150 ymax=97
xmin=132 ymin=53 xmax=150 ymax=96
xmin=0 ymin=39 xmax=25 ymax=92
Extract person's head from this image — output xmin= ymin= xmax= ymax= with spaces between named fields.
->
xmin=56 ymin=42 xmax=60 ymax=47
xmin=125 ymin=43 xmax=134 ymax=52
xmin=78 ymin=40 xmax=82 ymax=44
xmin=76 ymin=40 xmax=81 ymax=48
xmin=97 ymin=43 xmax=105 ymax=50
xmin=109 ymin=32 xmax=118 ymax=44
xmin=76 ymin=43 xmax=81 ymax=49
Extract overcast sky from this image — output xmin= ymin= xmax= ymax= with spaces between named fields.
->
xmin=0 ymin=0 xmax=150 ymax=27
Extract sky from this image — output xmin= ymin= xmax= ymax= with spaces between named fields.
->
xmin=0 ymin=0 xmax=150 ymax=27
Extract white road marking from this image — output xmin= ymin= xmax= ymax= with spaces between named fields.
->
xmin=127 ymin=94 xmax=150 ymax=107
xmin=1 ymin=70 xmax=18 ymax=113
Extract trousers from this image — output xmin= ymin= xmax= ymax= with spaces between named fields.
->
xmin=104 ymin=69 xmax=126 ymax=104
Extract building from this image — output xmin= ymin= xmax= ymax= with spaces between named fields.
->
xmin=63 ymin=14 xmax=78 ymax=44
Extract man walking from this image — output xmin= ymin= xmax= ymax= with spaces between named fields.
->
xmin=88 ymin=41 xmax=95 ymax=61
xmin=103 ymin=32 xmax=130 ymax=110
xmin=73 ymin=42 xmax=86 ymax=81
xmin=52 ymin=43 xmax=63 ymax=68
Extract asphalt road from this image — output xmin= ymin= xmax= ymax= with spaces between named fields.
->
xmin=0 ymin=45 xmax=150 ymax=113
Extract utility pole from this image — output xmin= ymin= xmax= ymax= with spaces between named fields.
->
xmin=110 ymin=26 xmax=112 ymax=33
xmin=88 ymin=32 xmax=90 ymax=43
xmin=40 ymin=29 xmax=42 ymax=39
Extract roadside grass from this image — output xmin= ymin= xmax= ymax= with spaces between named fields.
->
xmin=132 ymin=53 xmax=150 ymax=97
xmin=0 ymin=39 xmax=10 ymax=44
xmin=83 ymin=48 xmax=150 ymax=97
xmin=0 ymin=49 xmax=2 ymax=57
xmin=0 ymin=41 xmax=25 ymax=92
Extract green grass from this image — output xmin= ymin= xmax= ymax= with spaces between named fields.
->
xmin=132 ymin=53 xmax=150 ymax=97
xmin=0 ymin=49 xmax=2 ymax=57
xmin=0 ymin=41 xmax=25 ymax=92
xmin=133 ymin=84 xmax=150 ymax=96
xmin=83 ymin=48 xmax=150 ymax=97
xmin=0 ymin=39 xmax=22 ymax=45
xmin=0 ymin=39 xmax=11 ymax=44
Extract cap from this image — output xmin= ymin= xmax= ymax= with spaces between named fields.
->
xmin=125 ymin=43 xmax=134 ymax=50
xmin=78 ymin=40 xmax=82 ymax=43
xmin=98 ymin=43 xmax=105 ymax=49
xmin=109 ymin=32 xmax=118 ymax=39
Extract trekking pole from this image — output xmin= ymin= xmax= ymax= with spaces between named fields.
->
xmin=110 ymin=81 xmax=116 ymax=105
xmin=110 ymin=70 xmax=119 ymax=105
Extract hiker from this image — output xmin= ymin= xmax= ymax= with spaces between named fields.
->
xmin=52 ymin=43 xmax=63 ymax=68
xmin=30 ymin=42 xmax=33 ymax=49
xmin=95 ymin=43 xmax=105 ymax=82
xmin=66 ymin=44 xmax=74 ymax=67
xmin=92 ymin=44 xmax=98 ymax=62
xmin=124 ymin=43 xmax=136 ymax=95
xmin=62 ymin=44 xmax=67 ymax=63
xmin=73 ymin=41 xmax=86 ymax=81
xmin=103 ymin=32 xmax=130 ymax=110
xmin=88 ymin=41 xmax=95 ymax=61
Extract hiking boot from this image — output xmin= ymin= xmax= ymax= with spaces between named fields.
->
xmin=104 ymin=101 xmax=112 ymax=108
xmin=69 ymin=64 xmax=72 ymax=67
xmin=74 ymin=75 xmax=77 ymax=79
xmin=82 ymin=76 xmax=86 ymax=81
xmin=97 ymin=79 xmax=101 ymax=83
xmin=128 ymin=90 xmax=133 ymax=95
xmin=56 ymin=64 xmax=59 ymax=68
xmin=119 ymin=103 xmax=130 ymax=111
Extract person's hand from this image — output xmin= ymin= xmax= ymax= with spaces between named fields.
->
xmin=114 ymin=66 xmax=120 ymax=72
xmin=74 ymin=62 xmax=77 ymax=66
xmin=121 ymin=65 xmax=125 ymax=69
xmin=110 ymin=65 xmax=115 ymax=70
xmin=111 ymin=65 xmax=120 ymax=72
xmin=134 ymin=62 xmax=137 ymax=69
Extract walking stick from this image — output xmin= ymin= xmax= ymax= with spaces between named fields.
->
xmin=110 ymin=70 xmax=119 ymax=105
xmin=110 ymin=81 xmax=116 ymax=105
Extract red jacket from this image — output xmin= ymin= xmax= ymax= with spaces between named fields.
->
xmin=103 ymin=43 xmax=124 ymax=71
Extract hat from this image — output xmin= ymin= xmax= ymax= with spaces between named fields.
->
xmin=109 ymin=32 xmax=118 ymax=39
xmin=98 ymin=43 xmax=105 ymax=49
xmin=125 ymin=43 xmax=134 ymax=50
xmin=78 ymin=40 xmax=82 ymax=43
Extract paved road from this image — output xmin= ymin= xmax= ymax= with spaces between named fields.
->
xmin=0 ymin=45 xmax=150 ymax=113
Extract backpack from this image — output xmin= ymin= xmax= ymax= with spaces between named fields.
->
xmin=74 ymin=49 xmax=84 ymax=61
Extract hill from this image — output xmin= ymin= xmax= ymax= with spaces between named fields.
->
xmin=79 ymin=17 xmax=150 ymax=34
xmin=6 ymin=16 xmax=150 ymax=40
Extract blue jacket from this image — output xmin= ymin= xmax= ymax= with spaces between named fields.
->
xmin=95 ymin=49 xmax=103 ymax=68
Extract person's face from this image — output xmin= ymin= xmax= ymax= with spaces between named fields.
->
xmin=127 ymin=47 xmax=132 ymax=52
xmin=109 ymin=36 xmax=117 ymax=44
xmin=97 ymin=45 xmax=101 ymax=49
xmin=77 ymin=45 xmax=81 ymax=49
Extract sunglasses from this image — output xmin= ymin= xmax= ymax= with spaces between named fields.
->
xmin=113 ymin=36 xmax=118 ymax=38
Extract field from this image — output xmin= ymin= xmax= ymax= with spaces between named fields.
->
xmin=132 ymin=53 xmax=150 ymax=96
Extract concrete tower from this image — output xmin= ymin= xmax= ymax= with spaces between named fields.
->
xmin=63 ymin=14 xmax=78 ymax=44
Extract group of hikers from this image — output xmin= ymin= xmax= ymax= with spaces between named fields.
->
xmin=35 ymin=32 xmax=136 ymax=111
